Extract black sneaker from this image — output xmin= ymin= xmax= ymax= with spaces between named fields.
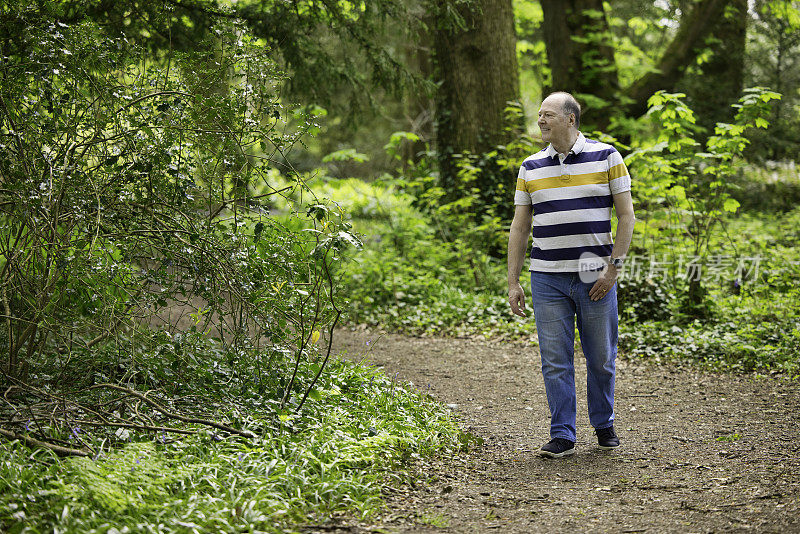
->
xmin=539 ymin=438 xmax=575 ymax=458
xmin=596 ymin=426 xmax=620 ymax=449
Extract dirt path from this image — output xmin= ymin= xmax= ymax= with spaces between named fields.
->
xmin=327 ymin=328 xmax=800 ymax=533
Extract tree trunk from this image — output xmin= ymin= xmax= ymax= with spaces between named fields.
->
xmin=403 ymin=8 xmax=435 ymax=169
xmin=680 ymin=0 xmax=747 ymax=142
xmin=540 ymin=0 xmax=619 ymax=130
xmin=433 ymin=0 xmax=520 ymax=183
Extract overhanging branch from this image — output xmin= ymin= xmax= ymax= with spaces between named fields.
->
xmin=623 ymin=0 xmax=728 ymax=118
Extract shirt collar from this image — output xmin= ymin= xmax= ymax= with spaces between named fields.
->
xmin=546 ymin=131 xmax=586 ymax=159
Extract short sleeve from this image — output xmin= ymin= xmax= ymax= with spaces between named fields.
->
xmin=514 ymin=164 xmax=532 ymax=205
xmin=607 ymin=148 xmax=631 ymax=194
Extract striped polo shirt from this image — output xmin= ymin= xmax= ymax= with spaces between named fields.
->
xmin=514 ymin=132 xmax=631 ymax=272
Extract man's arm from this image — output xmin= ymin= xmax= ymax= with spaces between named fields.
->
xmin=589 ymin=190 xmax=636 ymax=301
xmin=609 ymin=190 xmax=635 ymax=261
xmin=508 ymin=204 xmax=533 ymax=317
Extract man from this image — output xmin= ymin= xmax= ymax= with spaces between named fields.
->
xmin=507 ymin=92 xmax=635 ymax=458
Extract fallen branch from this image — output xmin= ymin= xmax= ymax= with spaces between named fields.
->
xmin=89 ymin=383 xmax=255 ymax=438
xmin=0 ymin=427 xmax=88 ymax=457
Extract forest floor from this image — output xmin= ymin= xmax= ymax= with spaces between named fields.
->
xmin=311 ymin=328 xmax=800 ymax=534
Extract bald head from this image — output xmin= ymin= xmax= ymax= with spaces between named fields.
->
xmin=545 ymin=91 xmax=581 ymax=129
xmin=538 ymin=92 xmax=581 ymax=154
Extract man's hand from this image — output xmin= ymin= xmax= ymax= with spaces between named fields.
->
xmin=589 ymin=265 xmax=618 ymax=301
xmin=508 ymin=283 xmax=527 ymax=317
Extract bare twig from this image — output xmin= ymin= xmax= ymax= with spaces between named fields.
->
xmin=281 ymin=263 xmax=324 ymax=409
xmin=296 ymin=245 xmax=341 ymax=413
xmin=89 ymin=383 xmax=255 ymax=438
xmin=69 ymin=419 xmax=195 ymax=436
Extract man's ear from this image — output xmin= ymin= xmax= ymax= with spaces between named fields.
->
xmin=569 ymin=113 xmax=576 ymax=127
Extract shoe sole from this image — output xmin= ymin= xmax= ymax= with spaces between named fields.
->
xmin=538 ymin=447 xmax=575 ymax=458
xmin=598 ymin=443 xmax=620 ymax=450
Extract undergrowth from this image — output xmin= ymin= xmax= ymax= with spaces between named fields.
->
xmin=619 ymin=205 xmax=800 ymax=378
xmin=0 ymin=340 xmax=467 ymax=533
xmin=619 ymin=281 xmax=800 ymax=378
xmin=304 ymin=173 xmax=800 ymax=378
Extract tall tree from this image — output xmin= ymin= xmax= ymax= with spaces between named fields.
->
xmin=432 ymin=0 xmax=521 ymax=171
xmin=622 ymin=0 xmax=729 ymax=118
xmin=540 ymin=0 xmax=619 ymax=128
xmin=746 ymin=0 xmax=800 ymax=160
xmin=540 ymin=0 xmax=730 ymax=127
xmin=6 ymin=0 xmax=412 ymax=115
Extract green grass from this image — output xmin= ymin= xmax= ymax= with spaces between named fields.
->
xmin=418 ymin=511 xmax=450 ymax=527
xmin=0 ymin=353 xmax=466 ymax=533
xmin=715 ymin=433 xmax=741 ymax=442
xmin=347 ymin=280 xmax=535 ymax=340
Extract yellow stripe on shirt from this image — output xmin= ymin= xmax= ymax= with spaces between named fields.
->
xmin=524 ymin=171 xmax=610 ymax=193
xmin=608 ymin=162 xmax=629 ymax=181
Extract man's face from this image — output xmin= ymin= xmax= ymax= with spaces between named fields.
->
xmin=538 ymin=96 xmax=573 ymax=146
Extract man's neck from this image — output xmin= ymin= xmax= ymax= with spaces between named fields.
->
xmin=551 ymin=131 xmax=579 ymax=156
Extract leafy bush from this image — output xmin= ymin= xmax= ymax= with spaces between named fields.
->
xmin=0 ymin=14 xmax=364 ymax=460
xmin=730 ymin=161 xmax=800 ymax=213
xmin=620 ymin=309 xmax=800 ymax=377
xmin=626 ymin=88 xmax=781 ymax=318
xmin=312 ymin=176 xmax=527 ymax=338
xmin=617 ymin=276 xmax=673 ymax=322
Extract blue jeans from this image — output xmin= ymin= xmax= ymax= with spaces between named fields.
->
xmin=531 ymin=271 xmax=618 ymax=442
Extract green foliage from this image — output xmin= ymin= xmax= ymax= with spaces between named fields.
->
xmin=729 ymin=161 xmax=800 ymax=212
xmin=404 ymin=104 xmax=539 ymax=259
xmin=323 ymin=148 xmax=370 ymax=163
xmin=627 ymin=88 xmax=780 ymax=318
xmin=619 ymin=204 xmax=800 ymax=378
xmin=617 ymin=277 xmax=673 ymax=323
xmin=289 ymin=172 xmax=532 ymax=339
xmin=64 ymin=442 xmax=172 ymax=514
xmin=344 ymin=246 xmax=532 ymax=338
xmin=0 ymin=18 xmax=358 ymax=385
xmin=570 ymin=7 xmax=620 ymax=123
xmin=0 ymin=26 xmax=379 ymax=510
xmin=515 ymin=0 xmax=549 ymax=104
xmin=607 ymin=2 xmax=676 ymax=89
xmin=6 ymin=0 xmax=415 ymax=117
xmin=0 ymin=343 xmax=466 ymax=532
xmin=620 ymin=298 xmax=800 ymax=377
xmin=745 ymin=0 xmax=800 ymax=160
